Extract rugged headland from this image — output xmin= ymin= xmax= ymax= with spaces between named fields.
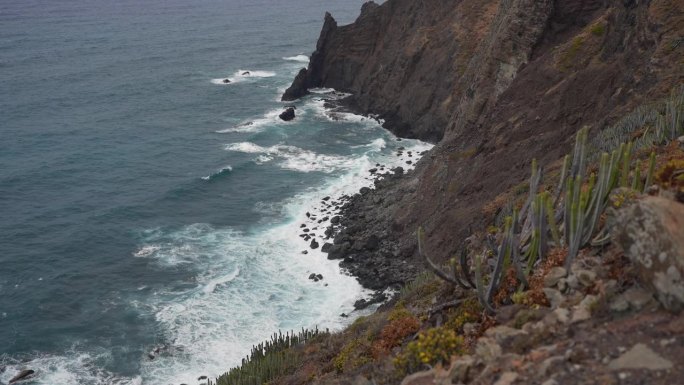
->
xmin=210 ymin=1 xmax=684 ymax=384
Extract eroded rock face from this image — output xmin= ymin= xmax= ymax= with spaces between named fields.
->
xmin=283 ymin=0 xmax=555 ymax=143
xmin=612 ymin=196 xmax=684 ymax=313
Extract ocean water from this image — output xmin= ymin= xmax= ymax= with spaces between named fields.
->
xmin=0 ymin=0 xmax=430 ymax=384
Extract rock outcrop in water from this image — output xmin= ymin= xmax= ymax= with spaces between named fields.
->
xmin=279 ymin=107 xmax=296 ymax=121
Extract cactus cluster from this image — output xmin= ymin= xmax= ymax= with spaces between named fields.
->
xmin=594 ymin=87 xmax=684 ymax=157
xmin=210 ymin=327 xmax=326 ymax=385
xmin=419 ymin=110 xmax=663 ymax=313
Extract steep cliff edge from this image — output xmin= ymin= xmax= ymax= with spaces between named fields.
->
xmin=284 ymin=0 xmax=684 ymax=277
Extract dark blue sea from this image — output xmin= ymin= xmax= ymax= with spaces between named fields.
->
xmin=0 ymin=1 xmax=429 ymax=383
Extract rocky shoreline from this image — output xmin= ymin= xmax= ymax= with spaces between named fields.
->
xmin=284 ymin=93 xmax=433 ymax=310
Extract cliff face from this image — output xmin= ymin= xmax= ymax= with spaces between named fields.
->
xmin=285 ymin=0 xmax=684 ymax=274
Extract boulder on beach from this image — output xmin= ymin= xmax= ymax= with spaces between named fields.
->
xmin=310 ymin=239 xmax=319 ymax=249
xmin=279 ymin=107 xmax=296 ymax=121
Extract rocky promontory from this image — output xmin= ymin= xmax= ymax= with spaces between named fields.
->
xmin=283 ymin=0 xmax=684 ymax=289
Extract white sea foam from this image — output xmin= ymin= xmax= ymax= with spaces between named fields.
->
xmin=308 ymin=87 xmax=337 ymax=94
xmin=301 ymin=95 xmax=379 ymax=125
xmin=131 ymin=212 xmax=370 ymax=384
xmin=0 ymin=350 xmax=142 ymax=385
xmin=211 ymin=69 xmax=276 ymax=85
xmin=283 ymin=54 xmax=309 ymax=63
xmin=354 ymin=138 xmax=387 ymax=151
xmin=210 ymin=78 xmax=233 ymax=85
xmin=225 ymin=142 xmax=357 ymax=173
xmin=216 ymin=108 xmax=288 ymax=134
xmin=133 ymin=245 xmax=161 ymax=257
xmin=202 ymin=268 xmax=240 ymax=294
xmin=225 ymin=142 xmax=270 ymax=153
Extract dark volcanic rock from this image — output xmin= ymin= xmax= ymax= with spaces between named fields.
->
xmin=326 ymin=242 xmax=350 ymax=260
xmin=222 ymin=78 xmax=231 ymax=84
xmin=353 ymin=292 xmax=388 ymax=310
xmin=364 ymin=234 xmax=380 ymax=251
xmin=279 ymin=107 xmax=296 ymax=121
xmin=310 ymin=239 xmax=319 ymax=249
xmin=321 ymin=242 xmax=333 ymax=253
xmin=9 ymin=369 xmax=34 ymax=384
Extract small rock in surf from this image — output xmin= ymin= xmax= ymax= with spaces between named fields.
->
xmin=9 ymin=369 xmax=35 ymax=384
xmin=279 ymin=107 xmax=296 ymax=121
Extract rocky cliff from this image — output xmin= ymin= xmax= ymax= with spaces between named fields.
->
xmin=284 ymin=0 xmax=684 ymax=278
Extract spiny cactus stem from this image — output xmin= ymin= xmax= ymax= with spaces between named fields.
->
xmin=553 ymin=155 xmax=570 ymax=207
xmin=645 ymin=151 xmax=656 ymax=188
xmin=474 ymin=253 xmax=496 ymax=315
xmin=417 ymin=227 xmax=465 ymax=287
xmin=544 ymin=192 xmax=561 ymax=248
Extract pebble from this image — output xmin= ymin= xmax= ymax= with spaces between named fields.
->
xmin=575 ymin=269 xmax=597 ymax=287
xmin=571 ymin=295 xmax=597 ymax=323
xmin=544 ymin=267 xmax=567 ymax=287
xmin=608 ymin=343 xmax=673 ymax=370
xmin=493 ymin=372 xmax=518 ymax=385
xmin=543 ymin=288 xmax=564 ymax=309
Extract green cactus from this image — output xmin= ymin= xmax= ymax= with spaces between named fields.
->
xmin=417 ymin=227 xmax=471 ymax=289
xmin=645 ymin=151 xmax=656 ymax=188
xmin=474 ymin=253 xmax=496 ymax=315
xmin=214 ymin=327 xmax=326 ymax=385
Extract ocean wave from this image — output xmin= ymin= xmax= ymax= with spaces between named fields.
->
xmin=224 ymin=142 xmax=356 ymax=173
xmin=352 ymin=138 xmax=386 ymax=151
xmin=215 ymin=108 xmax=287 ymax=133
xmin=0 ymin=349 xmax=142 ymax=385
xmin=282 ymin=54 xmax=309 ymax=63
xmin=301 ymin=96 xmax=380 ymax=125
xmin=202 ymin=268 xmax=240 ymax=294
xmin=201 ymin=165 xmax=233 ymax=181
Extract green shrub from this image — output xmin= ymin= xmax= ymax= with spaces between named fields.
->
xmin=394 ymin=327 xmax=465 ymax=373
